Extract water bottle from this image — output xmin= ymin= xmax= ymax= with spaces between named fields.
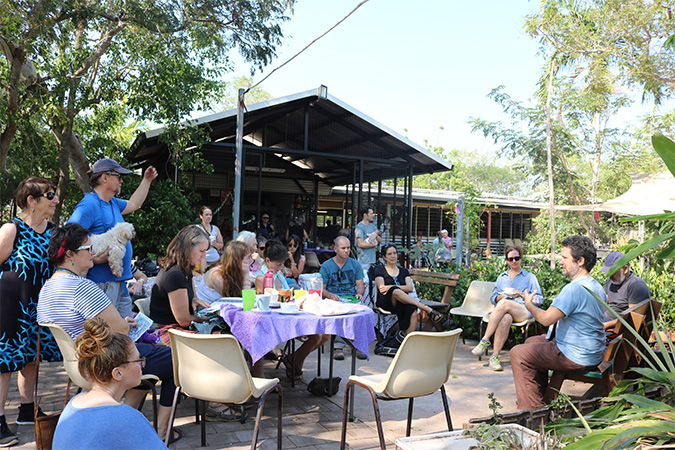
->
xmin=263 ymin=270 xmax=275 ymax=291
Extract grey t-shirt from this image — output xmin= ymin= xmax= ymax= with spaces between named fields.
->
xmin=355 ymin=221 xmax=377 ymax=265
xmin=603 ymin=272 xmax=650 ymax=321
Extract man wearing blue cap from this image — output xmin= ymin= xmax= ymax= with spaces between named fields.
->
xmin=68 ymin=158 xmax=157 ymax=317
xmin=601 ymin=251 xmax=650 ymax=331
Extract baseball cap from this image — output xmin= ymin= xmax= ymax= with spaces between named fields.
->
xmin=88 ymin=158 xmax=133 ymax=175
xmin=601 ymin=251 xmax=625 ymax=274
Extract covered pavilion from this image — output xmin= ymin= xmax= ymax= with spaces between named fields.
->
xmin=129 ymin=86 xmax=454 ymax=248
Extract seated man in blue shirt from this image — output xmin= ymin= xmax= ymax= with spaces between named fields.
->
xmin=511 ymin=235 xmax=607 ymax=410
xmin=320 ymin=236 xmax=365 ymax=360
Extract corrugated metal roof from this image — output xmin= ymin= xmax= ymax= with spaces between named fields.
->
xmin=130 ymin=87 xmax=453 ymax=186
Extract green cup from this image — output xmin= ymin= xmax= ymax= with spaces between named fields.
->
xmin=242 ymin=289 xmax=255 ymax=311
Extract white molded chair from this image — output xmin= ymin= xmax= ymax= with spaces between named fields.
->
xmin=482 ymin=312 xmax=535 ymax=342
xmin=340 ymin=329 xmax=462 ymax=450
xmin=166 ymin=330 xmax=283 ymax=448
xmin=449 ymin=281 xmax=496 ymax=345
xmin=134 ymin=297 xmax=151 ymax=317
xmin=304 ymin=251 xmax=321 ymax=272
xmin=40 ymin=322 xmax=159 ymax=429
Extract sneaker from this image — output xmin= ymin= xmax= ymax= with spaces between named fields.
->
xmin=16 ymin=403 xmax=45 ymax=425
xmin=0 ymin=423 xmax=18 ymax=447
xmin=333 ymin=348 xmax=345 ymax=360
xmin=471 ymin=339 xmax=490 ymax=357
xmin=489 ymin=355 xmax=503 ymax=371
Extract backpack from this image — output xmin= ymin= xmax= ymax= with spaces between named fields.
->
xmin=374 ymin=330 xmax=405 ymax=357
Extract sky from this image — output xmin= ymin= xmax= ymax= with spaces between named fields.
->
xmin=225 ymin=0 xmax=546 ymax=159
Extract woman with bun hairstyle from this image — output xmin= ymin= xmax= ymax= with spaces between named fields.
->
xmin=37 ymin=224 xmax=180 ymax=444
xmin=0 ymin=177 xmax=61 ymax=447
xmin=52 ymin=318 xmax=167 ymax=450
xmin=197 ymin=240 xmax=254 ymax=303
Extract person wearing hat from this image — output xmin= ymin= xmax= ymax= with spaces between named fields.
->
xmin=68 ymin=159 xmax=157 ymax=318
xmin=601 ymin=251 xmax=650 ymax=331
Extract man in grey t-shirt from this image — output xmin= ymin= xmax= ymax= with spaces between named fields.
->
xmin=601 ymin=251 xmax=650 ymax=331
xmin=354 ymin=205 xmax=381 ymax=270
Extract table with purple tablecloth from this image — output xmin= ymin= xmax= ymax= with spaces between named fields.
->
xmin=219 ymin=304 xmax=376 ymax=364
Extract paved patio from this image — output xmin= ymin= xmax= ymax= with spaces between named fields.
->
xmin=5 ymin=337 xmax=588 ymax=449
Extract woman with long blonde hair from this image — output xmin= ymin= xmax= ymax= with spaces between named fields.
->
xmin=198 ymin=241 xmax=254 ymax=302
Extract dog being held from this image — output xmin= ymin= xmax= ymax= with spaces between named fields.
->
xmin=90 ymin=222 xmax=135 ymax=277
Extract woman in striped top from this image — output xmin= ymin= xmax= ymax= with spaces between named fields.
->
xmin=37 ymin=224 xmax=181 ymax=444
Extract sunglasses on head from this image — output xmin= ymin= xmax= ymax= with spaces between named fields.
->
xmin=39 ymin=191 xmax=56 ymax=200
xmin=506 ymin=256 xmax=521 ymax=262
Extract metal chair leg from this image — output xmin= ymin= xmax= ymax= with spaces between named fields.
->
xmin=200 ymin=399 xmax=207 ymax=447
xmin=406 ymin=397 xmax=414 ymax=436
xmin=164 ymin=386 xmax=182 ymax=447
xmin=440 ymin=385 xmax=453 ymax=431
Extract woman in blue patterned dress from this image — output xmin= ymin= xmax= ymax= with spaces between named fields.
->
xmin=0 ymin=177 xmax=61 ymax=447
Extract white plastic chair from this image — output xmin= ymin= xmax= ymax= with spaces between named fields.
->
xmin=166 ymin=330 xmax=283 ymax=448
xmin=134 ymin=297 xmax=151 ymax=317
xmin=304 ymin=251 xmax=321 ymax=272
xmin=340 ymin=329 xmax=462 ymax=450
xmin=449 ymin=281 xmax=496 ymax=344
xmin=40 ymin=322 xmax=159 ymax=429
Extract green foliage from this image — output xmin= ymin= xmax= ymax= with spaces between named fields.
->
xmin=122 ymin=177 xmax=200 ymax=260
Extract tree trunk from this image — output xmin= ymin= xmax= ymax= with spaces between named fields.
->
xmin=0 ymin=41 xmax=28 ymax=170
xmin=51 ymin=127 xmax=91 ymax=223
xmin=546 ymin=61 xmax=556 ymax=270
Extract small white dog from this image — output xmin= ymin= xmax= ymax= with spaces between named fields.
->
xmin=90 ymin=222 xmax=135 ymax=277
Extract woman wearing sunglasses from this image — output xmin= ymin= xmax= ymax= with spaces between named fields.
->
xmin=38 ymin=224 xmax=181 ymax=444
xmin=282 ymin=234 xmax=305 ymax=286
xmin=472 ymin=245 xmax=544 ymax=371
xmin=0 ymin=177 xmax=62 ymax=446
xmin=53 ymin=318 xmax=167 ymax=450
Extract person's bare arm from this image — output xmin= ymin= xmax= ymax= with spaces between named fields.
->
xmin=94 ymin=304 xmax=130 ymax=334
xmin=401 ymin=276 xmax=414 ymax=293
xmin=355 ymin=279 xmax=364 ymax=300
xmin=122 ymin=166 xmax=158 ymax=214
xmin=213 ymin=226 xmax=224 ymax=250
xmin=356 ymin=237 xmax=377 ymax=249
xmin=168 ymin=289 xmax=206 ymax=327
xmin=523 ymin=289 xmax=564 ymax=327
xmin=0 ymin=223 xmax=17 ymax=265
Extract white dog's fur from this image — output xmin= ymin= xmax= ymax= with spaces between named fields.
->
xmin=90 ymin=222 xmax=135 ymax=277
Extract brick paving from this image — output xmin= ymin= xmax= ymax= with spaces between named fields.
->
xmin=3 ymin=339 xmax=589 ymax=449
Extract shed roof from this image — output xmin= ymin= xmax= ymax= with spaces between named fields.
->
xmin=130 ymin=87 xmax=453 ymax=186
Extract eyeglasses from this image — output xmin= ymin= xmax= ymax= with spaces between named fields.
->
xmin=106 ymin=172 xmax=123 ymax=179
xmin=76 ymin=244 xmax=93 ymax=253
xmin=506 ymin=256 xmax=522 ymax=262
xmin=124 ymin=358 xmax=146 ymax=368
xmin=336 ymin=270 xmax=344 ymax=282
xmin=39 ymin=191 xmax=57 ymax=201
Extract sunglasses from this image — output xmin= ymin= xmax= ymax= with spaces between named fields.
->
xmin=76 ymin=244 xmax=93 ymax=253
xmin=506 ymin=256 xmax=522 ymax=262
xmin=123 ymin=358 xmax=147 ymax=368
xmin=262 ymin=216 xmax=269 ymax=220
xmin=258 ymin=246 xmax=266 ymax=251
xmin=288 ymin=242 xmax=298 ymax=248
xmin=39 ymin=191 xmax=57 ymax=200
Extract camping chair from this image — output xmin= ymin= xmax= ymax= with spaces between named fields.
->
xmin=40 ymin=322 xmax=159 ymax=430
xmin=449 ymin=281 xmax=496 ymax=345
xmin=340 ymin=329 xmax=462 ymax=450
xmin=166 ymin=330 xmax=283 ymax=448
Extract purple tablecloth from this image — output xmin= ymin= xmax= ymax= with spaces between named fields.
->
xmin=219 ymin=304 xmax=376 ymax=364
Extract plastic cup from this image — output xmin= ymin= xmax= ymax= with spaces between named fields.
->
xmin=242 ymin=289 xmax=255 ymax=311
xmin=308 ymin=289 xmax=322 ymax=297
xmin=256 ymin=294 xmax=271 ymax=311
xmin=294 ymin=289 xmax=307 ymax=300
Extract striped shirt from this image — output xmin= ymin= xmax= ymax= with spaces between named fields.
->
xmin=37 ymin=274 xmax=111 ymax=339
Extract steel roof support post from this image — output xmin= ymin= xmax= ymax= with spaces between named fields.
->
xmin=456 ymin=196 xmax=465 ymax=266
xmin=407 ymin=167 xmax=414 ymax=256
xmin=233 ymin=88 xmax=245 ymax=238
xmin=312 ymin=177 xmax=319 ymax=246
xmin=392 ymin=177 xmax=397 ymax=245
xmin=377 ymin=180 xmax=382 ymax=240
xmin=358 ymin=159 xmax=364 ymax=224
xmin=257 ymin=153 xmax=263 ymax=229
xmin=344 ymin=183 xmax=349 ymax=232
xmin=351 ymin=162 xmax=357 ymax=241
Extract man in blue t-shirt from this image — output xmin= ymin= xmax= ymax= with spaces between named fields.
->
xmin=511 ymin=235 xmax=607 ymax=410
xmin=355 ymin=205 xmax=381 ymax=270
xmin=320 ymin=236 xmax=365 ymax=360
xmin=68 ymin=158 xmax=157 ymax=318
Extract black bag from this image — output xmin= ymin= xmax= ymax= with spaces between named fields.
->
xmin=135 ymin=258 xmax=159 ymax=276
xmin=374 ymin=330 xmax=405 ymax=357
xmin=307 ymin=377 xmax=341 ymax=396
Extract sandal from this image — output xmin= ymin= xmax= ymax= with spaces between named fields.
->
xmin=429 ymin=310 xmax=443 ymax=322
xmin=166 ymin=427 xmax=183 ymax=444
xmin=280 ymin=354 xmax=303 ymax=381
xmin=205 ymin=406 xmax=246 ymax=422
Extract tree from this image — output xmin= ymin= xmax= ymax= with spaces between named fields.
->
xmin=0 ymin=0 xmax=295 ymax=221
